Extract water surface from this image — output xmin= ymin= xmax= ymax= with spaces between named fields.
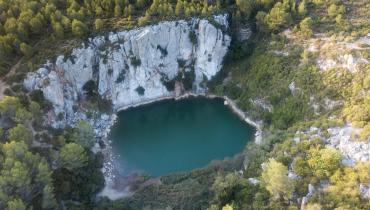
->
xmin=110 ymin=97 xmax=255 ymax=176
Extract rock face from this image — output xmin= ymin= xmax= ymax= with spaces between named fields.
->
xmin=295 ymin=125 xmax=370 ymax=166
xmin=24 ymin=16 xmax=231 ymax=127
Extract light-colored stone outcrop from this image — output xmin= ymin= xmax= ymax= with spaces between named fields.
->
xmin=294 ymin=125 xmax=370 ymax=166
xmin=24 ymin=16 xmax=231 ymax=128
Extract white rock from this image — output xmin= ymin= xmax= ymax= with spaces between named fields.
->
xmin=24 ymin=16 xmax=232 ymax=128
xmin=288 ymin=172 xmax=299 ymax=180
xmin=326 ymin=125 xmax=370 ymax=165
xmin=248 ymin=178 xmax=260 ymax=185
xmin=360 ymin=184 xmax=370 ymax=199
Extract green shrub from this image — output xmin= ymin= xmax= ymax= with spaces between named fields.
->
xmin=188 ymin=30 xmax=197 ymax=45
xmin=131 ymin=56 xmax=141 ymax=67
xmin=135 ymin=86 xmax=145 ymax=95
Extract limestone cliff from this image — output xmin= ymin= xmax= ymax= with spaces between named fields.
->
xmin=24 ymin=15 xmax=231 ymax=127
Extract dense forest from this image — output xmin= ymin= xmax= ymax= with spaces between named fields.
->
xmin=0 ymin=0 xmax=369 ymax=209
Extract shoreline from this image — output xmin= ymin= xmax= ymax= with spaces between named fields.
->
xmin=97 ymin=91 xmax=263 ymax=200
xmin=115 ymin=92 xmax=263 ymax=136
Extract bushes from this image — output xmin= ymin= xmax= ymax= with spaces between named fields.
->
xmin=116 ymin=71 xmax=126 ymax=83
xmin=327 ymin=3 xmax=346 ymax=19
xmin=310 ymin=162 xmax=370 ymax=209
xmin=188 ymin=30 xmax=197 ymax=45
xmin=54 ymin=151 xmax=104 ymax=203
xmin=307 ymin=146 xmax=341 ymax=178
xmin=157 ymin=45 xmax=168 ymax=57
xmin=82 ymin=80 xmax=97 ymax=97
xmin=135 ymin=86 xmax=145 ymax=95
xmin=271 ymin=96 xmax=311 ymax=130
xmin=130 ymin=56 xmax=142 ymax=67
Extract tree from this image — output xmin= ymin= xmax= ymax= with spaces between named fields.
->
xmin=41 ymin=185 xmax=58 ymax=209
xmin=16 ymin=22 xmax=29 ymax=41
xmin=255 ymin=11 xmax=267 ymax=31
xmin=71 ymin=121 xmax=95 ymax=148
xmin=52 ymin=21 xmax=64 ymax=39
xmin=138 ymin=15 xmax=149 ymax=26
xmin=236 ymin=0 xmax=255 ymax=18
xmin=29 ymin=16 xmax=43 ymax=34
xmin=14 ymin=108 xmax=33 ymax=124
xmin=260 ymin=0 xmax=275 ymax=9
xmin=28 ymin=101 xmax=41 ymax=120
xmin=0 ymin=96 xmax=22 ymax=119
xmin=327 ymin=3 xmax=345 ymax=19
xmin=335 ymin=14 xmax=349 ymax=30
xmin=20 ymin=42 xmax=32 ymax=56
xmin=261 ymin=159 xmax=294 ymax=201
xmin=128 ymin=4 xmax=135 ymax=15
xmin=6 ymin=199 xmax=26 ymax=210
xmin=212 ymin=172 xmax=247 ymax=206
xmin=71 ymin=19 xmax=87 ymax=37
xmin=324 ymin=162 xmax=370 ymax=209
xmin=264 ymin=2 xmax=291 ymax=31
xmin=4 ymin=17 xmax=18 ymax=35
xmin=9 ymin=124 xmax=33 ymax=145
xmin=175 ymin=0 xmax=184 ymax=16
xmin=222 ymin=204 xmax=233 ymax=210
xmin=327 ymin=4 xmax=337 ymax=18
xmin=298 ymin=0 xmax=307 ymax=17
xmin=0 ymin=141 xmax=54 ymax=209
xmin=299 ymin=17 xmax=313 ymax=38
xmin=95 ymin=19 xmax=104 ymax=30
xmin=60 ymin=143 xmax=88 ymax=170
xmin=307 ymin=146 xmax=341 ymax=178
xmin=136 ymin=0 xmax=149 ymax=9
xmin=0 ymin=35 xmax=14 ymax=56
xmin=114 ymin=4 xmax=122 ymax=17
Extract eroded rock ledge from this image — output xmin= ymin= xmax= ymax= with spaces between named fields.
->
xmin=24 ymin=15 xmax=231 ymax=128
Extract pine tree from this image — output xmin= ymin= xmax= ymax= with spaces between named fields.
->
xmin=29 ymin=16 xmax=43 ymax=34
xmin=298 ymin=0 xmax=307 ymax=17
xmin=261 ymin=159 xmax=294 ymax=201
xmin=71 ymin=120 xmax=95 ymax=148
xmin=60 ymin=143 xmax=88 ymax=170
xmin=41 ymin=185 xmax=58 ymax=209
xmin=95 ymin=18 xmax=105 ymax=30
xmin=114 ymin=4 xmax=122 ymax=17
xmin=9 ymin=124 xmax=33 ymax=146
xmin=71 ymin=19 xmax=87 ymax=37
xmin=52 ymin=21 xmax=64 ymax=39
xmin=19 ymin=42 xmax=32 ymax=57
xmin=175 ymin=0 xmax=184 ymax=16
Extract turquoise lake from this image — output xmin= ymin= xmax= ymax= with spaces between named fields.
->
xmin=110 ymin=97 xmax=255 ymax=177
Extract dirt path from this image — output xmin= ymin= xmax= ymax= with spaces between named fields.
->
xmin=0 ymin=60 xmax=22 ymax=100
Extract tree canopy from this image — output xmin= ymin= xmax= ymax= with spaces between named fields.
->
xmin=261 ymin=158 xmax=294 ymax=201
